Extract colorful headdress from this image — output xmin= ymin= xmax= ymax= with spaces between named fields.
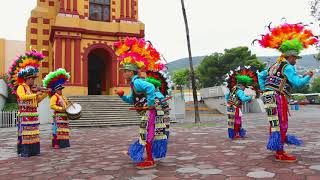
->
xmin=7 ymin=50 xmax=45 ymax=94
xmin=145 ymin=66 xmax=173 ymax=96
xmin=113 ymin=37 xmax=164 ymax=72
xmin=225 ymin=66 xmax=259 ymax=92
xmin=256 ymin=23 xmax=318 ymax=62
xmin=42 ymin=68 xmax=70 ymax=95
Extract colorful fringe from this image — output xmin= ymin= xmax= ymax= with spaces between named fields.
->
xmin=152 ymin=139 xmax=168 ymax=159
xmin=52 ymin=112 xmax=70 ymax=148
xmin=128 ymin=99 xmax=169 ymax=162
xmin=228 ymin=128 xmax=235 ymax=139
xmin=239 ymin=128 xmax=246 ymax=138
xmin=286 ymin=134 xmax=303 ymax=146
xmin=17 ymin=105 xmax=40 ymax=157
xmin=267 ymin=131 xmax=283 ymax=151
xmin=128 ymin=140 xmax=145 ymax=163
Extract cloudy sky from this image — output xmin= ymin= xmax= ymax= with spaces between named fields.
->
xmin=0 ymin=0 xmax=319 ymax=62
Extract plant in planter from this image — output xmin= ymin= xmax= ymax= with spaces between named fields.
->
xmin=0 ymin=73 xmax=9 ymax=110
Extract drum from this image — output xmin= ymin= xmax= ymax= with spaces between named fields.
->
xmin=66 ymin=103 xmax=82 ymax=120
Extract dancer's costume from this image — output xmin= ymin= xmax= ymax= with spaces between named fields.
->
xmin=145 ymin=70 xmax=173 ymax=139
xmin=7 ymin=51 xmax=47 ymax=157
xmin=256 ymin=23 xmax=318 ymax=162
xmin=43 ymin=68 xmax=71 ymax=149
xmin=225 ymin=66 xmax=259 ymax=140
xmin=113 ymin=37 xmax=170 ymax=169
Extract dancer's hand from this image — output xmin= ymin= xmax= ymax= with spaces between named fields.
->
xmin=304 ymin=71 xmax=314 ymax=77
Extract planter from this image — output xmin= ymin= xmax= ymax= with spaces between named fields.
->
xmin=0 ymin=79 xmax=8 ymax=111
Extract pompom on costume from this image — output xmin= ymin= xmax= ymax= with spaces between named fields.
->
xmin=42 ymin=68 xmax=71 ymax=149
xmin=225 ymin=66 xmax=259 ymax=140
xmin=113 ymin=37 xmax=169 ymax=169
xmin=7 ymin=50 xmax=47 ymax=157
xmin=256 ymin=22 xmax=318 ymax=162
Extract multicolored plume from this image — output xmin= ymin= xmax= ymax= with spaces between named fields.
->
xmin=113 ymin=37 xmax=164 ymax=72
xmin=225 ymin=66 xmax=259 ymax=92
xmin=258 ymin=23 xmax=318 ymax=54
xmin=145 ymin=67 xmax=173 ymax=96
xmin=7 ymin=50 xmax=45 ymax=94
xmin=42 ymin=68 xmax=70 ymax=96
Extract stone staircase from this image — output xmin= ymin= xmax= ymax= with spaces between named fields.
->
xmin=67 ymin=95 xmax=141 ymax=127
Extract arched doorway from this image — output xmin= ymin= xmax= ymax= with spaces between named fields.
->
xmin=87 ymin=48 xmax=111 ymax=95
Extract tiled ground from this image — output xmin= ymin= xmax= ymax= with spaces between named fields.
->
xmin=0 ymin=105 xmax=320 ymax=179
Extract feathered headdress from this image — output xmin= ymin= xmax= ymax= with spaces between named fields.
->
xmin=113 ymin=37 xmax=164 ymax=72
xmin=7 ymin=50 xmax=45 ymax=94
xmin=257 ymin=23 xmax=318 ymax=62
xmin=225 ymin=66 xmax=259 ymax=92
xmin=145 ymin=66 xmax=173 ymax=96
xmin=42 ymin=68 xmax=70 ymax=96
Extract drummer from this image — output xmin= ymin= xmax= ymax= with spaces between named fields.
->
xmin=42 ymin=68 xmax=71 ymax=149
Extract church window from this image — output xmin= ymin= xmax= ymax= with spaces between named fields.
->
xmin=89 ymin=0 xmax=110 ymax=22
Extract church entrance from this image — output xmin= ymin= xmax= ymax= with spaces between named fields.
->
xmin=88 ymin=48 xmax=111 ymax=95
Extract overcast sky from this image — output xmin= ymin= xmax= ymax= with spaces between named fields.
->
xmin=0 ymin=0 xmax=319 ymax=62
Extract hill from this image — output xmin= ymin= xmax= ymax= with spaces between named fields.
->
xmin=167 ymin=54 xmax=320 ymax=73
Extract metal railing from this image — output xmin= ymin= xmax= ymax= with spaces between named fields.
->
xmin=0 ymin=111 xmax=18 ymax=128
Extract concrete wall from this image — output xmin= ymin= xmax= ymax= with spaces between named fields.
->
xmin=0 ymin=39 xmax=26 ymax=74
xmin=200 ymin=86 xmax=229 ymax=114
xmin=200 ymin=86 xmax=265 ymax=114
xmin=170 ymin=93 xmax=185 ymax=123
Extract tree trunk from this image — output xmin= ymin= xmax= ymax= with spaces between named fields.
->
xmin=180 ymin=0 xmax=201 ymax=124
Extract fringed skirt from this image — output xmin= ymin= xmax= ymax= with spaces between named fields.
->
xmin=227 ymin=105 xmax=246 ymax=139
xmin=52 ymin=113 xmax=70 ymax=148
xmin=17 ymin=107 xmax=40 ymax=157
xmin=261 ymin=90 xmax=302 ymax=151
xmin=128 ymin=101 xmax=169 ymax=162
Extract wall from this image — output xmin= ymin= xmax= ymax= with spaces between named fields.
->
xmin=200 ymin=86 xmax=265 ymax=114
xmin=0 ymin=39 xmax=25 ymax=74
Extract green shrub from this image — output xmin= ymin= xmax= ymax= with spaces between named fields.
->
xmin=3 ymin=103 xmax=19 ymax=111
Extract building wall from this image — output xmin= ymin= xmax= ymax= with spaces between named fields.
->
xmin=0 ymin=39 xmax=26 ymax=75
xmin=26 ymin=0 xmax=144 ymax=96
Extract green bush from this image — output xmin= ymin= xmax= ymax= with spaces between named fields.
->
xmin=292 ymin=95 xmax=307 ymax=102
xmin=3 ymin=103 xmax=19 ymax=111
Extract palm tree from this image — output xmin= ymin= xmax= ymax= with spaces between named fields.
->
xmin=180 ymin=0 xmax=200 ymax=124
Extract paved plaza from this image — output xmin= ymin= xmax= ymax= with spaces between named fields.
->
xmin=0 ymin=106 xmax=320 ymax=179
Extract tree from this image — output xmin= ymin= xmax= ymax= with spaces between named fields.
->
xmin=311 ymin=77 xmax=320 ymax=93
xmin=173 ymin=69 xmax=188 ymax=98
xmin=181 ymin=0 xmax=200 ymax=124
xmin=310 ymin=0 xmax=320 ymax=20
xmin=197 ymin=46 xmax=265 ymax=88
xmin=310 ymin=0 xmax=320 ymax=61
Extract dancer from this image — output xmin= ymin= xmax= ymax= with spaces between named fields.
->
xmin=7 ymin=50 xmax=48 ymax=157
xmin=43 ymin=68 xmax=71 ymax=149
xmin=225 ymin=66 xmax=259 ymax=140
xmin=256 ymin=22 xmax=317 ymax=162
xmin=113 ymin=37 xmax=169 ymax=169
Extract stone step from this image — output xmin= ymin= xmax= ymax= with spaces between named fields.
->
xmin=78 ymin=116 xmax=140 ymax=120
xmin=68 ymin=95 xmax=149 ymax=127
xmin=69 ymin=123 xmax=139 ymax=127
